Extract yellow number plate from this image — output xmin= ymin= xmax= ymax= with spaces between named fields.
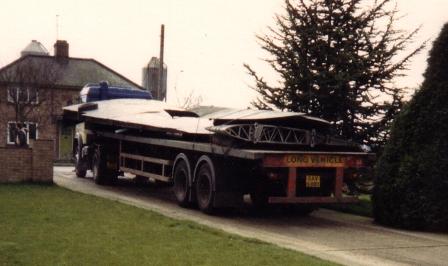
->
xmin=306 ymin=175 xmax=320 ymax=188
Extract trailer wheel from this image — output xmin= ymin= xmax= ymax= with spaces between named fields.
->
xmin=173 ymin=160 xmax=190 ymax=207
xmin=92 ymin=145 xmax=112 ymax=185
xmin=195 ymin=163 xmax=215 ymax=214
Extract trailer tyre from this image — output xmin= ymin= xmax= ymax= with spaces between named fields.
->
xmin=173 ymin=160 xmax=190 ymax=207
xmin=195 ymin=163 xmax=215 ymax=214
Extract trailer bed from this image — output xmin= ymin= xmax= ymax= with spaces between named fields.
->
xmin=64 ymin=98 xmax=371 ymax=213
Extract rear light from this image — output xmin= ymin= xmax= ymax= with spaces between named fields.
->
xmin=267 ymin=171 xmax=282 ymax=181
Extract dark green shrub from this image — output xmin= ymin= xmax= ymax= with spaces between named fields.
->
xmin=373 ymin=23 xmax=448 ymax=230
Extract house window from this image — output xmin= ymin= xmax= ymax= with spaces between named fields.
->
xmin=6 ymin=122 xmax=38 ymax=145
xmin=18 ymin=88 xmax=28 ymax=102
xmin=29 ymin=89 xmax=39 ymax=104
xmin=6 ymin=88 xmax=17 ymax=103
xmin=7 ymin=87 xmax=39 ymax=104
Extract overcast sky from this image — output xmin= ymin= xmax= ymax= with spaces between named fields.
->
xmin=0 ymin=0 xmax=446 ymax=108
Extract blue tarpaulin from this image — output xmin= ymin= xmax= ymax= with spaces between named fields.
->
xmin=80 ymin=82 xmax=152 ymax=103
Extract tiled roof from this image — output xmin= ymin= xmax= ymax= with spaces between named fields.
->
xmin=0 ymin=55 xmax=142 ymax=89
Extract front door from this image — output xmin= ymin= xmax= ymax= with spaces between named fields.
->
xmin=59 ymin=125 xmax=73 ymax=160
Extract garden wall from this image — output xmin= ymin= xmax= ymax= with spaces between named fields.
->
xmin=0 ymin=139 xmax=54 ymax=183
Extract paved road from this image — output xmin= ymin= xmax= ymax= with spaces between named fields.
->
xmin=54 ymin=166 xmax=448 ymax=266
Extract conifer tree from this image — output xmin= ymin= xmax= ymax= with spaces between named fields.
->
xmin=245 ymin=0 xmax=424 ymax=145
xmin=373 ymin=23 xmax=448 ymax=230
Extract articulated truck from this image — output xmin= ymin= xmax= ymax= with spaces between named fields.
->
xmin=63 ymin=83 xmax=370 ymax=214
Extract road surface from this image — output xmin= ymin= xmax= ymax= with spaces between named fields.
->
xmin=54 ymin=166 xmax=448 ymax=266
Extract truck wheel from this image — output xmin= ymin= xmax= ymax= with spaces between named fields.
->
xmin=195 ymin=163 xmax=215 ymax=214
xmin=75 ymin=143 xmax=87 ymax=178
xmin=92 ymin=146 xmax=109 ymax=185
xmin=173 ymin=160 xmax=190 ymax=207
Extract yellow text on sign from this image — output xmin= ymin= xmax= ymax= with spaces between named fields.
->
xmin=284 ymin=155 xmax=345 ymax=167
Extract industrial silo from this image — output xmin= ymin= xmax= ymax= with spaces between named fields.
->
xmin=142 ymin=57 xmax=167 ymax=101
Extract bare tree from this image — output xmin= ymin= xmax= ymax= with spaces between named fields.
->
xmin=177 ymin=89 xmax=203 ymax=110
xmin=0 ymin=57 xmax=62 ymax=143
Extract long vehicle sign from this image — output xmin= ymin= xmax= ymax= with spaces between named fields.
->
xmin=263 ymin=154 xmax=364 ymax=168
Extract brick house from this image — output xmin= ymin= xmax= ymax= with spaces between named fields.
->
xmin=0 ymin=40 xmax=144 ymax=160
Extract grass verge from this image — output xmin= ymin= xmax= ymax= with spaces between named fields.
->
xmin=325 ymin=194 xmax=372 ymax=217
xmin=0 ymin=184 xmax=336 ymax=266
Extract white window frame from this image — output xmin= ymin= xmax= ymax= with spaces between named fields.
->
xmin=26 ymin=122 xmax=39 ymax=142
xmin=6 ymin=87 xmax=39 ymax=104
xmin=6 ymin=121 xmax=39 ymax=145
xmin=7 ymin=87 xmax=18 ymax=103
xmin=6 ymin=122 xmax=17 ymax=145
xmin=28 ymin=88 xmax=39 ymax=104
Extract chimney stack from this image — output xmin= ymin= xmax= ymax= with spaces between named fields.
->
xmin=54 ymin=40 xmax=69 ymax=58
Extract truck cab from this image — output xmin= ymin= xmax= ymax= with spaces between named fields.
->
xmin=73 ymin=82 xmax=152 ymax=177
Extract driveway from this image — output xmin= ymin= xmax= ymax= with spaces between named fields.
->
xmin=54 ymin=166 xmax=448 ymax=266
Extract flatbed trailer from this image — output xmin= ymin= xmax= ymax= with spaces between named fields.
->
xmin=63 ymin=98 xmax=370 ymax=214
